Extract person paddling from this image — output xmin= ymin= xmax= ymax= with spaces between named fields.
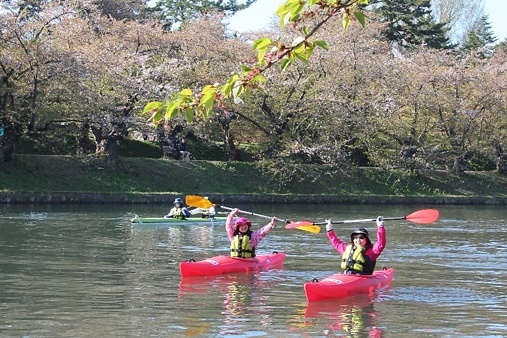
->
xmin=226 ymin=208 xmax=277 ymax=258
xmin=326 ymin=216 xmax=386 ymax=275
xmin=165 ymin=197 xmax=191 ymax=219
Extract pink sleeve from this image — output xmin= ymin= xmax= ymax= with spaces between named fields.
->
xmin=225 ymin=214 xmax=236 ymax=241
xmin=249 ymin=221 xmax=276 ymax=248
xmin=367 ymin=226 xmax=386 ymax=260
xmin=327 ymin=230 xmax=348 ymax=254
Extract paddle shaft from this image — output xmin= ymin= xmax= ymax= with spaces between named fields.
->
xmin=314 ymin=216 xmax=406 ymax=226
xmin=218 ymin=205 xmax=290 ymax=224
xmin=185 ymin=195 xmax=321 ymax=233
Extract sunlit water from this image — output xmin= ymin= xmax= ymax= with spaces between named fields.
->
xmin=0 ymin=204 xmax=505 ymax=337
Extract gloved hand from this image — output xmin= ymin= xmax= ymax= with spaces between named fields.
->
xmin=376 ymin=216 xmax=384 ymax=227
xmin=326 ymin=219 xmax=334 ymax=232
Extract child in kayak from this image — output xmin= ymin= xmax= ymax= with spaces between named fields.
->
xmin=326 ymin=216 xmax=386 ymax=275
xmin=226 ymin=208 xmax=277 ymax=258
xmin=165 ymin=197 xmax=191 ymax=219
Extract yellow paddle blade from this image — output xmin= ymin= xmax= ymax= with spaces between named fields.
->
xmin=295 ymin=225 xmax=321 ymax=234
xmin=185 ymin=195 xmax=216 ymax=208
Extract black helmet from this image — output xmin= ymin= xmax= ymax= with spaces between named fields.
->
xmin=351 ymin=228 xmax=371 ymax=245
xmin=173 ymin=198 xmax=184 ymax=205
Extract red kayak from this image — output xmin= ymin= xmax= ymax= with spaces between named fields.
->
xmin=304 ymin=267 xmax=394 ymax=302
xmin=180 ymin=251 xmax=286 ymax=277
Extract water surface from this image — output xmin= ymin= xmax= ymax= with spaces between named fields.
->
xmin=0 ymin=204 xmax=505 ymax=337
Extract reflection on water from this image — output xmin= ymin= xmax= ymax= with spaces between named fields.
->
xmin=302 ymin=292 xmax=387 ymax=338
xmin=0 ymin=204 xmax=506 ymax=337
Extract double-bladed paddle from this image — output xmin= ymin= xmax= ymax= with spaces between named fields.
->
xmin=284 ymin=209 xmax=439 ymax=229
xmin=185 ymin=195 xmax=321 ymax=234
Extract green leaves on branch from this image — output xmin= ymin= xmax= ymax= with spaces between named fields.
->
xmin=143 ymin=0 xmax=368 ymax=124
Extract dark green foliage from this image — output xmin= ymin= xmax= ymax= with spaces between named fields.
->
xmin=185 ymin=136 xmax=226 ymax=161
xmin=17 ymin=134 xmax=77 ymax=155
xmin=461 ymin=15 xmax=497 ymax=58
xmin=153 ymin=0 xmax=256 ymax=29
xmin=117 ymin=139 xmax=163 ymax=158
xmin=467 ymin=153 xmax=496 ymax=171
xmin=376 ymin=0 xmax=452 ymax=49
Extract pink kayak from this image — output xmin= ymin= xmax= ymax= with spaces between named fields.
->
xmin=304 ymin=267 xmax=394 ymax=302
xmin=180 ymin=251 xmax=286 ymax=277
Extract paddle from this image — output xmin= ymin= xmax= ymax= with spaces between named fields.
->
xmin=285 ymin=209 xmax=439 ymax=229
xmin=185 ymin=195 xmax=321 ymax=234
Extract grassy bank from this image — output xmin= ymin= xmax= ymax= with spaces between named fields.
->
xmin=1 ymin=154 xmax=507 ymax=204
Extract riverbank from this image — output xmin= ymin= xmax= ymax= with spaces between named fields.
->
xmin=1 ymin=191 xmax=507 ymax=205
xmin=1 ymin=154 xmax=507 ymax=204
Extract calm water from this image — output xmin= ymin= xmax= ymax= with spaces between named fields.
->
xmin=0 ymin=203 xmax=505 ymax=337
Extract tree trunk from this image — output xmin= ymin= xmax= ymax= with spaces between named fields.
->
xmin=95 ymin=138 xmax=118 ymax=163
xmin=452 ymin=152 xmax=472 ymax=176
xmin=106 ymin=139 xmax=118 ymax=163
xmin=494 ymin=142 xmax=507 ymax=175
xmin=76 ymin=121 xmax=94 ymax=157
xmin=218 ymin=111 xmax=238 ymax=161
xmin=399 ymin=144 xmax=417 ymax=173
xmin=0 ymin=136 xmax=17 ymax=163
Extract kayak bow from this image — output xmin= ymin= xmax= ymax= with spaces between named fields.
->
xmin=304 ymin=267 xmax=394 ymax=302
xmin=180 ymin=252 xmax=286 ymax=277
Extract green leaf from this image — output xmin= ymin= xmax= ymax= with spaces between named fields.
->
xmin=341 ymin=13 xmax=351 ymax=29
xmin=275 ymin=3 xmax=290 ymax=24
xmin=293 ymin=41 xmax=306 ymax=54
xmin=222 ymin=82 xmax=232 ymax=97
xmin=143 ymin=101 xmax=162 ymax=114
xmin=185 ymin=107 xmax=194 ymax=122
xmin=166 ymin=103 xmax=179 ymax=120
xmin=202 ymin=84 xmax=217 ymax=93
xmin=253 ymin=37 xmax=272 ymax=50
xmin=253 ymin=74 xmax=267 ymax=84
xmin=179 ymin=88 xmax=193 ymax=96
xmin=200 ymin=91 xmax=215 ymax=106
xmin=201 ymin=92 xmax=215 ymax=113
xmin=146 ymin=107 xmax=164 ymax=123
xmin=353 ymin=11 xmax=368 ymax=27
xmin=280 ymin=58 xmax=292 ymax=71
xmin=313 ymin=39 xmax=329 ymax=51
xmin=277 ymin=0 xmax=304 ymax=27
xmin=258 ymin=48 xmax=267 ymax=64
xmin=232 ymin=81 xmax=244 ymax=98
xmin=244 ymin=86 xmax=251 ymax=100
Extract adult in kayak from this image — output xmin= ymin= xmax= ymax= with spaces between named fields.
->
xmin=165 ymin=197 xmax=191 ymax=219
xmin=226 ymin=208 xmax=277 ymax=258
xmin=325 ymin=216 xmax=386 ymax=275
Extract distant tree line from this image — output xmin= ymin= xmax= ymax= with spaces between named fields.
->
xmin=1 ymin=0 xmax=506 ymax=177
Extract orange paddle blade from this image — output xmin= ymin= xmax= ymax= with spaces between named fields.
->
xmin=185 ymin=195 xmax=216 ymax=208
xmin=285 ymin=222 xmax=320 ymax=234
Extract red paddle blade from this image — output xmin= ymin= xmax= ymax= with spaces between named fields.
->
xmin=405 ymin=209 xmax=439 ymax=224
xmin=285 ymin=221 xmax=314 ymax=229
